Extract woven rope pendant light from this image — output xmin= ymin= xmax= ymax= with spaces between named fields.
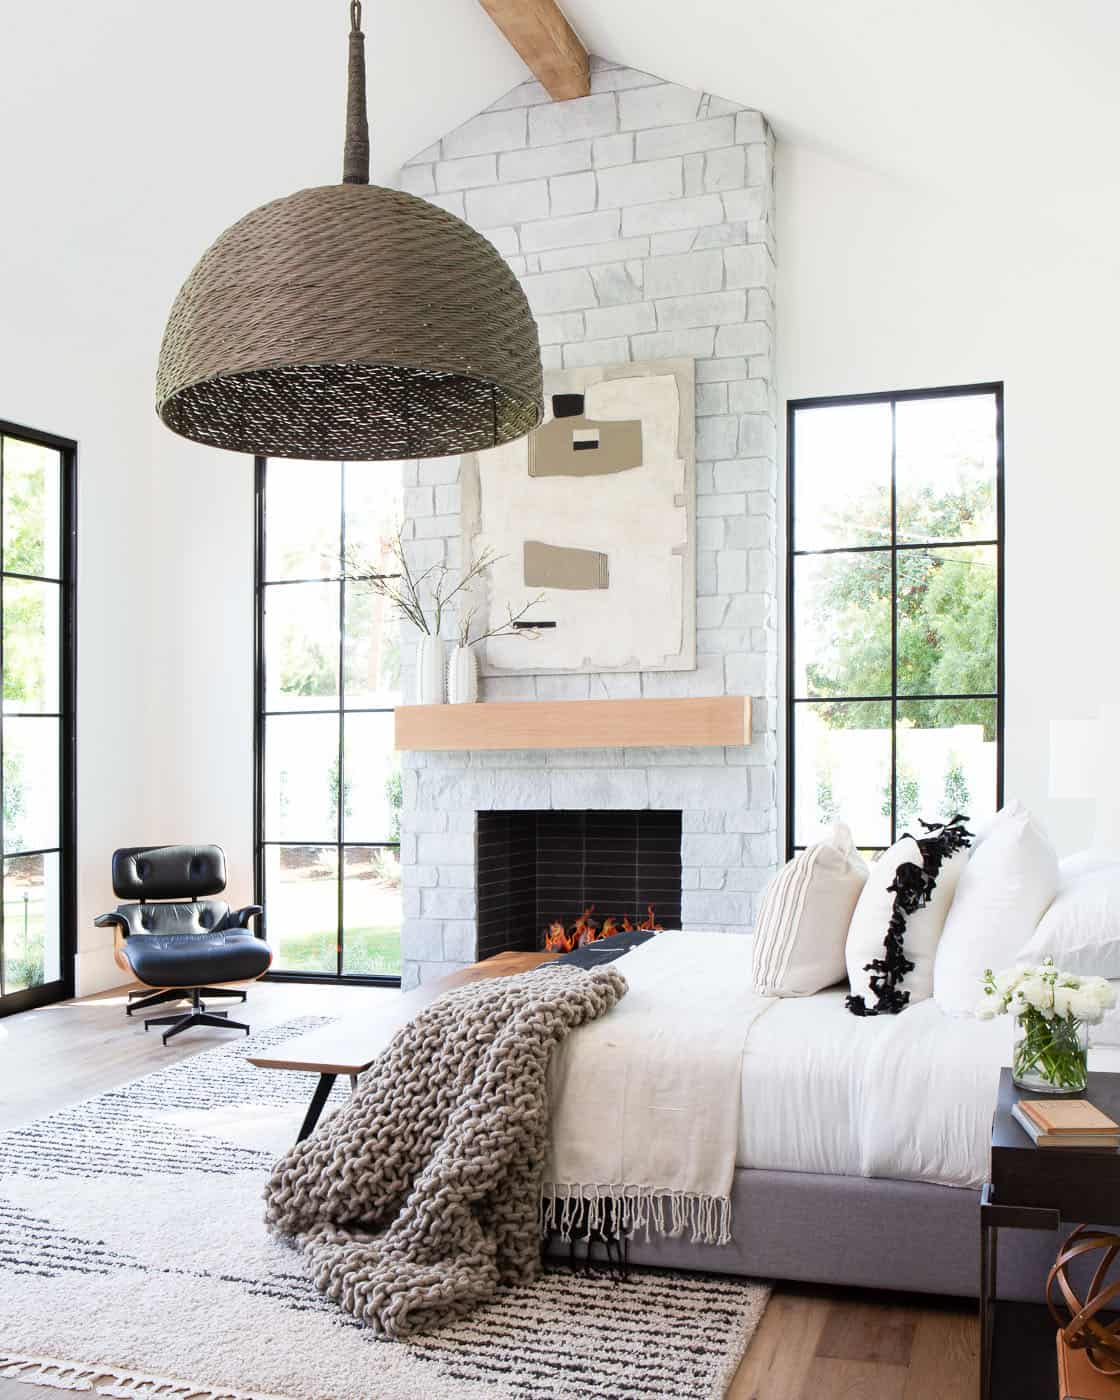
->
xmin=155 ymin=1 xmax=542 ymax=460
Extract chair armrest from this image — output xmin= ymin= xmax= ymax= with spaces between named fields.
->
xmin=96 ymin=912 xmax=134 ymax=978
xmin=94 ymin=911 xmax=131 ymax=935
xmin=232 ymin=904 xmax=265 ymax=935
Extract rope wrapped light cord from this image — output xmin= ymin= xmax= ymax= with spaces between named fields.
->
xmin=343 ymin=0 xmax=369 ymax=184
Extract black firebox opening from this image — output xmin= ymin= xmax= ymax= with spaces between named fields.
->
xmin=476 ymin=809 xmax=683 ymax=959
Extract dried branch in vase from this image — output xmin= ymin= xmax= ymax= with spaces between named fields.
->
xmin=339 ymin=531 xmax=435 ymax=634
xmin=341 ymin=532 xmax=547 ymax=648
xmin=456 ymin=593 xmax=547 ymax=648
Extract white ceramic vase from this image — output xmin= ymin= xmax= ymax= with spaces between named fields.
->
xmin=417 ymin=635 xmax=446 ymax=704
xmin=447 ymin=643 xmax=479 ymax=704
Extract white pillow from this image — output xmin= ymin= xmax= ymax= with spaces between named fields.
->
xmin=933 ymin=805 xmax=1059 ymax=1015
xmin=752 ymin=824 xmax=867 ymax=996
xmin=845 ymin=823 xmax=970 ymax=1014
xmin=1019 ymin=864 xmax=1120 ymax=978
xmin=969 ymin=798 xmax=1028 ymax=848
xmin=1060 ymin=849 xmax=1120 ymax=881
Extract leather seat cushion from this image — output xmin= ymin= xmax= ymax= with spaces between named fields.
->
xmin=117 ymin=900 xmax=231 ymax=937
xmin=124 ymin=930 xmax=272 ymax=988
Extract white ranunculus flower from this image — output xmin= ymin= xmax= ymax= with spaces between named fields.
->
xmin=975 ymin=994 xmax=1003 ymax=1021
xmin=982 ymin=962 xmax=1112 ymax=1023
xmin=1082 ymin=977 xmax=1117 ymax=1009
xmin=1070 ymin=988 xmax=1107 ymax=1023
xmin=1020 ymin=975 xmax=1052 ymax=1011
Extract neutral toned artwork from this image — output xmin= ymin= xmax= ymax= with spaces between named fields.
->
xmin=528 ymin=393 xmax=644 ymax=478
xmin=461 ymin=359 xmax=696 ymax=677
xmin=522 ymin=540 xmax=610 ymax=591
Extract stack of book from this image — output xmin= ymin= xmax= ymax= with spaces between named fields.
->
xmin=1012 ymin=1098 xmax=1120 ymax=1150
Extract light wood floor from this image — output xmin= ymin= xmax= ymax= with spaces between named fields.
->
xmin=0 ymin=980 xmax=978 ymax=1400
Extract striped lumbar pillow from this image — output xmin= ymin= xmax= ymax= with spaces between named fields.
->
xmin=752 ymin=825 xmax=868 ymax=996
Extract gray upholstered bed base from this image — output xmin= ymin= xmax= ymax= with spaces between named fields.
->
xmin=571 ymin=1168 xmax=1066 ymax=1303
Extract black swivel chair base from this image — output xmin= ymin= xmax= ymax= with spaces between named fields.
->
xmin=127 ymin=985 xmax=248 ymax=1016
xmin=141 ymin=987 xmax=251 ymax=1045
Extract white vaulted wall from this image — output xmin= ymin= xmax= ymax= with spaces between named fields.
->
xmin=776 ymin=142 xmax=1120 ymax=855
xmin=395 ymin=59 xmax=780 ymax=987
xmin=0 ymin=0 xmax=525 ymax=994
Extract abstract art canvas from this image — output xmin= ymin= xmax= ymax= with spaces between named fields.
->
xmin=461 ymin=359 xmax=696 ymax=677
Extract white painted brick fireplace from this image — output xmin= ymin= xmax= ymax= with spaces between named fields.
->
xmin=395 ymin=58 xmax=778 ymax=989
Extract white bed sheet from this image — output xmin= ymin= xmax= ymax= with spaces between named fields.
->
xmin=736 ymin=977 xmax=1120 ymax=1190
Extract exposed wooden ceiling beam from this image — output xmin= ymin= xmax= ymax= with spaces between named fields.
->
xmin=478 ymin=0 xmax=590 ymax=101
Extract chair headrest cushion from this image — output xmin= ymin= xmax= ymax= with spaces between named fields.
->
xmin=112 ymin=845 xmax=227 ymax=900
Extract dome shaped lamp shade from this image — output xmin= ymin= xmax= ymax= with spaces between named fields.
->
xmin=155 ymin=2 xmax=542 ymax=461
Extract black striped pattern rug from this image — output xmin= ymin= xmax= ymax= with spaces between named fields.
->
xmin=0 ymin=1019 xmax=770 ymax=1400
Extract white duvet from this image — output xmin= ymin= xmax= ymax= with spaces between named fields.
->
xmin=581 ymin=934 xmax=1120 ymax=1192
xmin=735 ymin=975 xmax=1120 ymax=1189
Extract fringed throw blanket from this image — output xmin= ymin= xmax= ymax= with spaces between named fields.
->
xmin=264 ymin=964 xmax=626 ymax=1338
xmin=543 ymin=930 xmax=772 ymax=1247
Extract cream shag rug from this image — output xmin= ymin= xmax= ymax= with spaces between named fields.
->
xmin=0 ymin=1019 xmax=770 ymax=1400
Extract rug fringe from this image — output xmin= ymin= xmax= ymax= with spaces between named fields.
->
xmin=0 ymin=1356 xmax=290 ymax=1400
xmin=540 ymin=1183 xmax=732 ymax=1246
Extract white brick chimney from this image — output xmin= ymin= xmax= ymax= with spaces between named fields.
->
xmin=395 ymin=58 xmax=778 ymax=989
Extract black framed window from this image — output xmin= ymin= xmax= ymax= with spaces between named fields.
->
xmin=0 ymin=420 xmax=77 ymax=1017
xmin=786 ymin=384 xmax=1003 ymax=856
xmin=254 ymin=458 xmax=402 ymax=984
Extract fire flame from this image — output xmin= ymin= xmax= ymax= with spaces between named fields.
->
xmin=544 ymin=904 xmax=664 ymax=952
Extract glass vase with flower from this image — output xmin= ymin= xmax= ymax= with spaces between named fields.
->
xmin=977 ymin=959 xmax=1115 ymax=1094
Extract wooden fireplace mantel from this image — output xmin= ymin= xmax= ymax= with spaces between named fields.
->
xmin=394 ymin=696 xmax=752 ymax=752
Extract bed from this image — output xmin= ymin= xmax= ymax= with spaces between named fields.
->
xmin=548 ymin=932 xmax=1120 ymax=1301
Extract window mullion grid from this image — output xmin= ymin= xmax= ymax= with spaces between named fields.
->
xmin=790 ymin=538 xmax=998 ymax=558
xmin=336 ymin=463 xmax=347 ymax=980
xmin=1 ymin=570 xmax=64 ymax=584
xmin=253 ymin=460 xmax=264 ymax=944
xmin=785 ymin=403 xmax=796 ymax=858
xmin=256 ymin=460 xmax=402 ymax=983
xmin=889 ymin=398 xmax=899 ymax=847
xmin=0 ymin=432 xmax=5 ymax=999
xmin=792 ymin=693 xmax=996 ymax=704
xmin=994 ymin=390 xmax=1006 ymax=809
xmin=786 ymin=389 xmax=1002 ymax=857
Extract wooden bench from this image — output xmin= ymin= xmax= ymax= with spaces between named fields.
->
xmin=246 ymin=950 xmax=554 ymax=1141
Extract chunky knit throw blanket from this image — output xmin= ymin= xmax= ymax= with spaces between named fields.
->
xmin=263 ymin=964 xmax=627 ymax=1338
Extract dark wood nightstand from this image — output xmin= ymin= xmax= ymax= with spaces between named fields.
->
xmin=981 ymin=1067 xmax=1120 ymax=1399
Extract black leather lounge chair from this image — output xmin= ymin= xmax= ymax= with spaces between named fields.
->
xmin=94 ymin=844 xmax=272 ymax=1045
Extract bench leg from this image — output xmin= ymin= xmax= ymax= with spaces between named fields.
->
xmin=296 ymin=1073 xmax=338 ymax=1143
